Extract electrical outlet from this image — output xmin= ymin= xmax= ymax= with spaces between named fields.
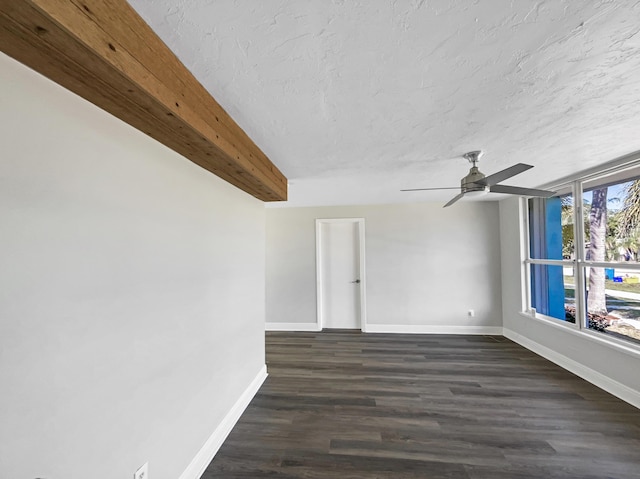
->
xmin=134 ymin=462 xmax=148 ymax=479
xmin=467 ymin=309 xmax=475 ymax=317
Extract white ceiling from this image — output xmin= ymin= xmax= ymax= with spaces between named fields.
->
xmin=128 ymin=0 xmax=640 ymax=207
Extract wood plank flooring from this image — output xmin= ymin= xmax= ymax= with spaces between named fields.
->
xmin=203 ymin=331 xmax=640 ymax=478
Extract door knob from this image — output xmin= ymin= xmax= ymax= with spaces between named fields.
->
xmin=351 ymin=279 xmax=361 ymax=284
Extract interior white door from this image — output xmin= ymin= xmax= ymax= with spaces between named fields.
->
xmin=318 ymin=220 xmax=361 ymax=329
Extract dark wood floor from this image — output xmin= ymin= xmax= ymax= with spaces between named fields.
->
xmin=204 ymin=331 xmax=640 ymax=478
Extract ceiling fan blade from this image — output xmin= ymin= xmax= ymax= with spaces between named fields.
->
xmin=443 ymin=192 xmax=465 ymax=207
xmin=475 ymin=163 xmax=533 ymax=187
xmin=490 ymin=184 xmax=556 ymax=197
xmin=401 ymin=187 xmax=460 ymax=192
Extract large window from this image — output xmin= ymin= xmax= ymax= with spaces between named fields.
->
xmin=526 ymin=164 xmax=640 ymax=347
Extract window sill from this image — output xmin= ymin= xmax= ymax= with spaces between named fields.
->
xmin=517 ymin=310 xmax=640 ymax=359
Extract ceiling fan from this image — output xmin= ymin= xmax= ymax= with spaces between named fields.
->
xmin=401 ymin=150 xmax=556 ymax=207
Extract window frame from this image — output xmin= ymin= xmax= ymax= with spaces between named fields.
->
xmin=522 ymin=154 xmax=640 ymax=352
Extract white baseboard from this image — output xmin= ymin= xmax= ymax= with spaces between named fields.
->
xmin=504 ymin=328 xmax=640 ymax=409
xmin=178 ymin=365 xmax=267 ymax=479
xmin=266 ymin=322 xmax=321 ymax=331
xmin=365 ymin=324 xmax=504 ymax=335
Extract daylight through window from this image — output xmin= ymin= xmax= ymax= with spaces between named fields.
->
xmin=526 ymin=165 xmax=640 ymax=347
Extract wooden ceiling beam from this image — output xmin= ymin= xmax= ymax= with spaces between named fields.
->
xmin=0 ymin=0 xmax=287 ymax=201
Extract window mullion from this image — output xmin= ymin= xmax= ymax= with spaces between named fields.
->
xmin=574 ymin=180 xmax=586 ymax=331
xmin=581 ymin=261 xmax=640 ymax=270
xmin=526 ymin=259 xmax=574 ymax=266
xmin=521 ymin=198 xmax=532 ymax=313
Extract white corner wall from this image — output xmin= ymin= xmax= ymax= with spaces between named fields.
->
xmin=0 ymin=54 xmax=266 ymax=479
xmin=499 ymin=197 xmax=640 ymax=407
xmin=266 ymin=202 xmax=502 ymax=333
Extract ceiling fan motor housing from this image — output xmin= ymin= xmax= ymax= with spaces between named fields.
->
xmin=461 ymin=166 xmax=488 ymax=193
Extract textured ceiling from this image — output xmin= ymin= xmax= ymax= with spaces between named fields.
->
xmin=128 ymin=0 xmax=640 ymax=207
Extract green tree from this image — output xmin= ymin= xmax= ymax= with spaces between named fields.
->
xmin=561 ymin=196 xmax=575 ymax=258
xmin=620 ymin=228 xmax=640 ymax=261
xmin=605 ymin=211 xmax=621 ymax=261
xmin=617 ymin=180 xmax=640 ymax=239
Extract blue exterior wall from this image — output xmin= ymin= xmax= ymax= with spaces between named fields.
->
xmin=545 ymin=197 xmax=565 ymax=319
xmin=529 ymin=197 xmax=565 ymax=320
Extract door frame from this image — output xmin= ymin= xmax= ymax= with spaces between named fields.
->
xmin=315 ymin=218 xmax=367 ymax=331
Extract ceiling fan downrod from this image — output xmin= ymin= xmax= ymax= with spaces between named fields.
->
xmin=463 ymin=150 xmax=483 ymax=168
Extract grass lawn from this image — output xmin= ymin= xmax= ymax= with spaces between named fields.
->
xmin=563 ymin=275 xmax=640 ymax=320
xmin=563 ymin=275 xmax=640 ymax=294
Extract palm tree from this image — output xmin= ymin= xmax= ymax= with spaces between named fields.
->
xmin=587 ymin=188 xmax=608 ymax=315
xmin=619 ymin=228 xmax=640 ymax=261
xmin=617 ymin=180 xmax=640 ymax=240
xmin=605 ymin=211 xmax=622 ymax=261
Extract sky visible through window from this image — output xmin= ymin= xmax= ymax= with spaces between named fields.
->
xmin=583 ymin=182 xmax=630 ymax=212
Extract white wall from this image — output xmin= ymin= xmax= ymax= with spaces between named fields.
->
xmin=499 ymin=197 xmax=640 ymax=407
xmin=266 ymin=202 xmax=502 ymax=332
xmin=0 ymin=54 xmax=266 ymax=479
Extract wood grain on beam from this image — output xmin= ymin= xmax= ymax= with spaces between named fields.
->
xmin=0 ymin=0 xmax=287 ymax=201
